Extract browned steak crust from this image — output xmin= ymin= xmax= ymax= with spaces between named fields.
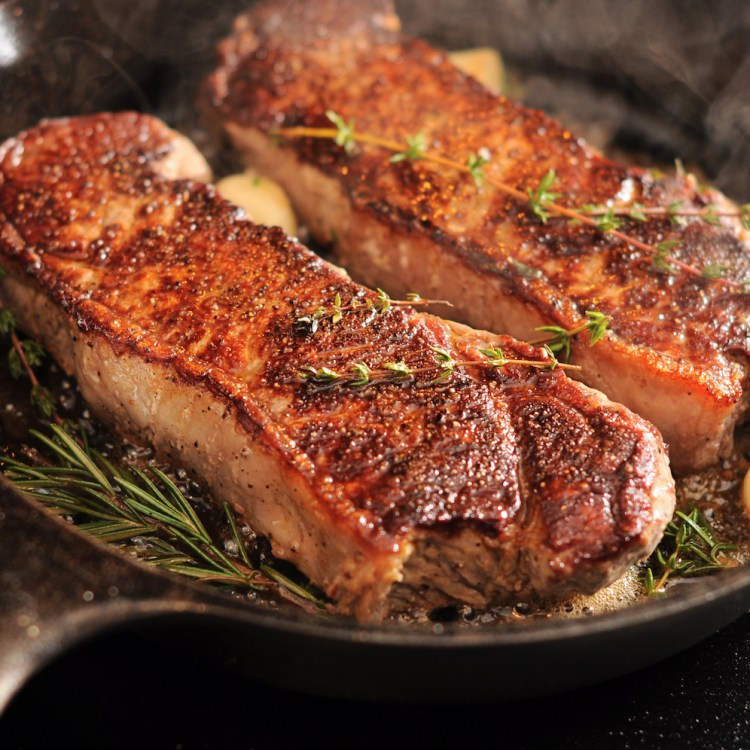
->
xmin=0 ymin=112 xmax=674 ymax=618
xmin=207 ymin=0 xmax=750 ymax=472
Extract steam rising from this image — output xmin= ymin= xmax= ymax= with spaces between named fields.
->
xmin=1 ymin=0 xmax=749 ymax=197
xmin=398 ymin=0 xmax=750 ymax=200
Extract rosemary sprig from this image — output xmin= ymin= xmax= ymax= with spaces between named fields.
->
xmin=1 ymin=423 xmax=324 ymax=606
xmin=530 ymin=310 xmax=610 ymax=363
xmin=641 ymin=508 xmax=739 ymax=596
xmin=299 ymin=343 xmax=578 ymax=389
xmin=275 ymin=113 xmax=750 ymax=293
xmin=296 ymin=288 xmax=453 ymax=333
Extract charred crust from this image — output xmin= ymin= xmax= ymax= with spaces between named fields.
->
xmin=210 ymin=9 xmax=750 ymax=406
xmin=0 ymin=111 xmax=668 ymax=575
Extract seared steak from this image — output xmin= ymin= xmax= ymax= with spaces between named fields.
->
xmin=207 ymin=0 xmax=750 ymax=472
xmin=0 ymin=112 xmax=674 ymax=619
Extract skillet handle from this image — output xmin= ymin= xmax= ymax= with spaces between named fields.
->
xmin=0 ymin=479 xmax=226 ymax=713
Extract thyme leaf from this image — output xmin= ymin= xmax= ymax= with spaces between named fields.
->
xmin=628 ymin=202 xmax=648 ymax=222
xmin=349 ymin=362 xmax=372 ymax=387
xmin=702 ymin=204 xmax=721 ymax=227
xmin=295 ymin=290 xmax=453 ymax=331
xmin=702 ymin=263 xmax=729 ymax=280
xmin=325 ymin=109 xmax=357 ymax=154
xmin=9 ymin=339 xmax=46 ymax=379
xmin=382 ymin=361 xmax=413 ymax=378
xmin=30 ymin=384 xmax=57 ymax=420
xmin=530 ymin=311 xmax=611 ymax=363
xmin=653 ymin=240 xmax=679 ymax=274
xmin=277 ymin=117 xmax=750 ymax=293
xmin=299 ymin=342 xmax=576 ymax=391
xmin=0 ymin=308 xmax=16 ymax=335
xmin=389 ymin=131 xmax=428 ymax=163
xmin=299 ymin=365 xmax=341 ymax=384
xmin=376 ymin=287 xmax=391 ymax=313
xmin=527 ymin=169 xmax=561 ymax=223
xmin=595 ymin=206 xmax=622 ymax=233
xmin=466 ymin=147 xmax=491 ymax=188
xmin=479 ymin=345 xmax=506 ymax=366
xmin=331 ymin=292 xmax=343 ymax=324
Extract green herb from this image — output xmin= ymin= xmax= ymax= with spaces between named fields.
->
xmin=0 ymin=304 xmax=63 ymax=422
xmin=628 ymin=202 xmax=648 ymax=222
xmin=667 ymin=200 xmax=686 ymax=226
xmin=295 ymin=289 xmax=453 ymax=331
xmin=531 ymin=310 xmax=611 ymax=363
xmin=389 ymin=131 xmax=428 ymax=163
xmin=331 ymin=292 xmax=343 ymax=324
xmin=2 ymin=423 xmax=323 ymax=605
xmin=299 ymin=366 xmax=342 ymax=384
xmin=376 ymin=287 xmax=391 ymax=313
xmin=479 ymin=345 xmax=507 ymax=367
xmin=527 ymin=169 xmax=561 ymax=223
xmin=299 ymin=341 xmax=576 ymax=390
xmin=702 ymin=263 xmax=729 ymax=280
xmin=8 ymin=339 xmax=45 ymax=379
xmin=702 ymin=204 xmax=721 ymax=227
xmin=276 ymin=116 xmax=750 ymax=293
xmin=653 ymin=240 xmax=679 ymax=274
xmin=594 ymin=206 xmax=622 ymax=233
xmin=349 ymin=362 xmax=372 ymax=387
xmin=382 ymin=361 xmax=413 ymax=378
xmin=325 ymin=109 xmax=357 ymax=154
xmin=466 ymin=148 xmax=491 ymax=188
xmin=582 ymin=203 xmax=623 ymax=232
xmin=30 ymin=384 xmax=57 ymax=419
xmin=0 ymin=308 xmax=16 ymax=335
xmin=429 ymin=347 xmax=456 ymax=384
xmin=642 ymin=508 xmax=738 ymax=595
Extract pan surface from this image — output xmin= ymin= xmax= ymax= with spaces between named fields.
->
xmin=1 ymin=0 xmax=750 ymax=706
xmin=3 ymin=479 xmax=750 ymax=705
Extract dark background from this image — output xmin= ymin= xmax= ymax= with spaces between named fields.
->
xmin=2 ymin=614 xmax=750 ymax=749
xmin=2 ymin=0 xmax=750 ymax=198
xmin=1 ymin=2 xmax=750 ymax=747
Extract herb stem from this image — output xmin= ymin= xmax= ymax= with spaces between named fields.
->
xmin=528 ymin=320 xmax=590 ymax=347
xmin=3 ymin=423 xmax=325 ymax=607
xmin=642 ymin=507 xmax=738 ymax=595
xmin=9 ymin=331 xmax=39 ymax=387
xmin=276 ymin=121 xmax=745 ymax=291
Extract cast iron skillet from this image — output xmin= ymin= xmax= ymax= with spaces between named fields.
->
xmin=2 ymin=0 xmax=750 ymax=708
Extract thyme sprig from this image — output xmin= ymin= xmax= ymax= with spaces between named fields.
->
xmin=641 ymin=508 xmax=739 ymax=596
xmin=296 ymin=288 xmax=453 ymax=333
xmin=299 ymin=344 xmax=579 ymax=389
xmin=1 ymin=423 xmax=323 ymax=606
xmin=530 ymin=310 xmax=611 ymax=363
xmin=582 ymin=200 xmax=750 ymax=230
xmin=275 ymin=112 xmax=750 ymax=293
xmin=0 ymin=296 xmax=58 ymax=421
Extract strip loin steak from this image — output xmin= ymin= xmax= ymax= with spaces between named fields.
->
xmin=0 ymin=112 xmax=674 ymax=619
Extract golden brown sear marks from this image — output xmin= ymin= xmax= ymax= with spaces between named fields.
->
xmin=207 ymin=0 xmax=750 ymax=471
xmin=0 ymin=112 xmax=674 ymax=613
